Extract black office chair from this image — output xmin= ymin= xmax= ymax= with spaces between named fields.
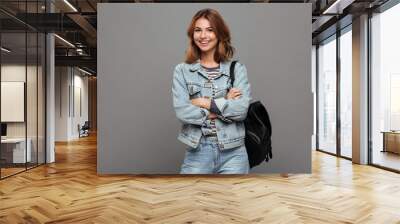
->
xmin=79 ymin=121 xmax=90 ymax=138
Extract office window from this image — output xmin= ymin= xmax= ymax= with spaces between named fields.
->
xmin=340 ymin=28 xmax=352 ymax=158
xmin=318 ymin=36 xmax=337 ymax=154
xmin=371 ymin=2 xmax=400 ymax=171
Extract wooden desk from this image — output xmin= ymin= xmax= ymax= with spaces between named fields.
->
xmin=381 ymin=131 xmax=400 ymax=154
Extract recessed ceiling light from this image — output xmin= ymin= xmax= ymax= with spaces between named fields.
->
xmin=54 ymin=34 xmax=75 ymax=48
xmin=1 ymin=47 xmax=11 ymax=53
xmin=63 ymin=0 xmax=78 ymax=12
xmin=322 ymin=0 xmax=354 ymax=15
xmin=78 ymin=67 xmax=93 ymax=76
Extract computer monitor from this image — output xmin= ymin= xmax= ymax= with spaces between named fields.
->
xmin=1 ymin=123 xmax=7 ymax=137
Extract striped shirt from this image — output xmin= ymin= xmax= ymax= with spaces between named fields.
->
xmin=201 ymin=65 xmax=221 ymax=136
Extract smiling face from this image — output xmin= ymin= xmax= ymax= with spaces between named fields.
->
xmin=193 ymin=17 xmax=218 ymax=56
xmin=185 ymin=9 xmax=234 ymax=64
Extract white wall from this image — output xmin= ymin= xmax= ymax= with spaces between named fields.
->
xmin=55 ymin=67 xmax=70 ymax=141
xmin=71 ymin=72 xmax=89 ymax=138
xmin=312 ymin=45 xmax=316 ymax=150
xmin=1 ymin=65 xmax=26 ymax=134
xmin=55 ymin=67 xmax=89 ymax=141
xmin=1 ymin=65 xmax=39 ymax=138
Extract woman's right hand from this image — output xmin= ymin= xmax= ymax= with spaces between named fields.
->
xmin=208 ymin=113 xmax=218 ymax=119
xmin=226 ymin=88 xmax=242 ymax=99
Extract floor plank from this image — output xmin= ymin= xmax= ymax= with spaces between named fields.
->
xmin=0 ymin=134 xmax=400 ymax=223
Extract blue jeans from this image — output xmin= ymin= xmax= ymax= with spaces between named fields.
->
xmin=180 ymin=135 xmax=249 ymax=174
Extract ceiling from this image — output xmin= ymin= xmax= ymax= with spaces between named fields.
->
xmin=0 ymin=0 xmax=391 ymax=75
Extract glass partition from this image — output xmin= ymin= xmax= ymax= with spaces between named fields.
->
xmin=27 ymin=31 xmax=38 ymax=169
xmin=0 ymin=1 xmax=46 ymax=179
xmin=1 ymin=31 xmax=28 ymax=177
xmin=38 ymin=32 xmax=45 ymax=165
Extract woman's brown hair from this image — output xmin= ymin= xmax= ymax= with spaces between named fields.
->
xmin=185 ymin=8 xmax=234 ymax=64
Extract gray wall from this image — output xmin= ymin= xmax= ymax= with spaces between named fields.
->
xmin=98 ymin=3 xmax=312 ymax=174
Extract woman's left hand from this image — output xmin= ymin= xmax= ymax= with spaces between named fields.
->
xmin=226 ymin=88 xmax=242 ymax=100
xmin=191 ymin=97 xmax=211 ymax=109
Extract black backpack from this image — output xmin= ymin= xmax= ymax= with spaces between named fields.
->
xmin=229 ymin=61 xmax=272 ymax=168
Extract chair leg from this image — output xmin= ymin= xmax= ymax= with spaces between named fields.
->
xmin=280 ymin=173 xmax=289 ymax=178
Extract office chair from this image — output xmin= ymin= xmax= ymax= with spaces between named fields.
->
xmin=79 ymin=121 xmax=90 ymax=138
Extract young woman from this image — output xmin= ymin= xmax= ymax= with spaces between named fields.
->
xmin=172 ymin=8 xmax=252 ymax=174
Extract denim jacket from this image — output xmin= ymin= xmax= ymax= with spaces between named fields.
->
xmin=172 ymin=60 xmax=251 ymax=150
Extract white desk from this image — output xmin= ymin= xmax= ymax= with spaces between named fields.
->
xmin=1 ymin=138 xmax=31 ymax=163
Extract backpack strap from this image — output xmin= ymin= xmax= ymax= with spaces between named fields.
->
xmin=229 ymin=60 xmax=238 ymax=88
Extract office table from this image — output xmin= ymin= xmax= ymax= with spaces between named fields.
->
xmin=1 ymin=138 xmax=32 ymax=164
xmin=381 ymin=131 xmax=400 ymax=154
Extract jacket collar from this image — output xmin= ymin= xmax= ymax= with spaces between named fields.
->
xmin=189 ymin=60 xmax=232 ymax=77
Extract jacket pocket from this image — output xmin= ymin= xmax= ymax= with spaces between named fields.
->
xmin=187 ymin=82 xmax=202 ymax=96
xmin=214 ymin=86 xmax=228 ymax=99
xmin=213 ymin=79 xmax=230 ymax=98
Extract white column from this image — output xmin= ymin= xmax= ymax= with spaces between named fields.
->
xmin=45 ymin=0 xmax=55 ymax=163
xmin=352 ymin=14 xmax=369 ymax=164
xmin=46 ymin=32 xmax=55 ymax=163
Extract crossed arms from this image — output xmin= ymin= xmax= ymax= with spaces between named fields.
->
xmin=172 ymin=63 xmax=251 ymax=126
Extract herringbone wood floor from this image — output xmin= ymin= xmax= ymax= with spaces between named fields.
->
xmin=1 ymin=134 xmax=400 ymax=224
